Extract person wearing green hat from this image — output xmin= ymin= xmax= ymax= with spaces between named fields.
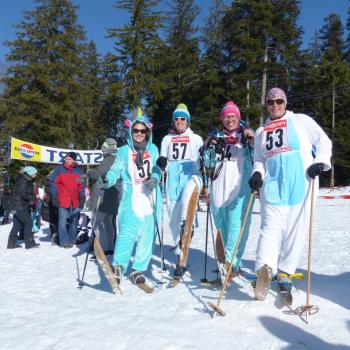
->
xmin=7 ymin=166 xmax=40 ymax=249
xmin=159 ymin=103 xmax=203 ymax=278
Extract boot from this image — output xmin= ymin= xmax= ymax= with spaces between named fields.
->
xmin=7 ymin=238 xmax=19 ymax=249
xmin=128 ymin=270 xmax=146 ymax=285
xmin=25 ymin=242 xmax=40 ymax=249
xmin=174 ymin=264 xmax=187 ymax=277
xmin=277 ymin=271 xmax=293 ymax=305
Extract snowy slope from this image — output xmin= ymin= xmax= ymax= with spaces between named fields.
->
xmin=0 ymin=188 xmax=350 ymax=350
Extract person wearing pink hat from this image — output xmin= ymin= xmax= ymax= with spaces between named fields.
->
xmin=249 ymin=87 xmax=332 ymax=303
xmin=203 ymin=100 xmax=254 ymax=281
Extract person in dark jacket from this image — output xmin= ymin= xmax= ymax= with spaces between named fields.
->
xmin=88 ymin=138 xmax=121 ymax=254
xmin=7 ymin=166 xmax=40 ymax=249
xmin=50 ymin=152 xmax=85 ymax=248
xmin=43 ymin=170 xmax=59 ymax=245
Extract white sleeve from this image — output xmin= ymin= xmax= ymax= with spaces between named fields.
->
xmin=301 ymin=114 xmax=332 ymax=171
xmin=252 ymin=126 xmax=266 ymax=178
xmin=160 ymin=136 xmax=170 ymax=158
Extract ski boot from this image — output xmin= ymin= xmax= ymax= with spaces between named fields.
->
xmin=128 ymin=270 xmax=146 ymax=285
xmin=174 ymin=265 xmax=187 ymax=278
xmin=254 ymin=264 xmax=272 ymax=301
xmin=129 ymin=270 xmax=154 ymax=293
xmin=277 ymin=272 xmax=293 ymax=306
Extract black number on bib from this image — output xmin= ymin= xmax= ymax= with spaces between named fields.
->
xmin=137 ymin=159 xmax=151 ymax=179
xmin=172 ymin=143 xmax=187 ymax=160
xmin=265 ymin=128 xmax=284 ymax=151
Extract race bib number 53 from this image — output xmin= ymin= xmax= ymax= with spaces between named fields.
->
xmin=168 ymin=136 xmax=190 ymax=160
xmin=263 ymin=120 xmax=291 ymax=158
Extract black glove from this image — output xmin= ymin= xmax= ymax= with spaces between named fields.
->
xmin=144 ymin=177 xmax=158 ymax=191
xmin=156 ymin=156 xmax=167 ymax=171
xmin=307 ymin=163 xmax=325 ymax=179
xmin=52 ymin=196 xmax=59 ymax=207
xmin=79 ymin=196 xmax=86 ymax=209
xmin=249 ymin=172 xmax=263 ymax=191
xmin=209 ymin=138 xmax=225 ymax=155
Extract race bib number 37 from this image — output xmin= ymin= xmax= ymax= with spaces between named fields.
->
xmin=263 ymin=119 xmax=291 ymax=158
xmin=168 ymin=136 xmax=190 ymax=160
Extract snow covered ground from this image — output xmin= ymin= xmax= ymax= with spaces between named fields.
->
xmin=0 ymin=187 xmax=350 ymax=350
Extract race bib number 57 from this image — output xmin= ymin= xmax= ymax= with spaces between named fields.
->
xmin=263 ymin=119 xmax=291 ymax=158
xmin=168 ymin=136 xmax=190 ymax=160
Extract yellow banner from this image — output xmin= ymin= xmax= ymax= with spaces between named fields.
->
xmin=11 ymin=138 xmax=42 ymax=162
xmin=10 ymin=137 xmax=103 ymax=165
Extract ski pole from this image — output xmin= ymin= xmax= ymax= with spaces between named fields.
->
xmin=200 ymin=161 xmax=211 ymax=283
xmin=295 ymin=179 xmax=319 ymax=322
xmin=79 ymin=191 xmax=101 ymax=288
xmin=149 ymin=186 xmax=166 ymax=284
xmin=208 ymin=191 xmax=255 ymax=317
xmin=160 ymin=172 xmax=166 ymax=275
xmin=79 ymin=232 xmax=95 ymax=287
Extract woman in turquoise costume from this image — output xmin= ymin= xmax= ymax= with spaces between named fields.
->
xmin=105 ymin=108 xmax=161 ymax=286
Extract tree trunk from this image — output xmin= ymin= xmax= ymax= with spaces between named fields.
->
xmin=246 ymin=78 xmax=250 ymax=124
xmin=260 ymin=45 xmax=268 ymax=126
xmin=330 ymin=83 xmax=335 ymax=188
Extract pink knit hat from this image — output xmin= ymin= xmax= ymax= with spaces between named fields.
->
xmin=266 ymin=87 xmax=287 ymax=104
xmin=220 ymin=101 xmax=241 ymax=121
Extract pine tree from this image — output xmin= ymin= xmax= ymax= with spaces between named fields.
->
xmin=318 ymin=13 xmax=349 ymax=186
xmin=221 ymin=0 xmax=302 ymax=127
xmin=192 ymin=0 xmax=227 ymax=135
xmin=1 ymin=0 xmax=94 ymax=148
xmin=151 ymin=0 xmax=201 ymax=143
xmin=100 ymin=52 xmax=128 ymax=146
xmin=107 ymin=0 xmax=163 ymax=110
xmin=78 ymin=41 xmax=105 ymax=148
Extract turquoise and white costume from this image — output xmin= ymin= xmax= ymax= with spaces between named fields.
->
xmin=105 ymin=117 xmax=161 ymax=272
xmin=204 ymin=131 xmax=254 ymax=272
xmin=160 ymin=128 xmax=203 ymax=253
xmin=253 ymin=111 xmax=332 ymax=275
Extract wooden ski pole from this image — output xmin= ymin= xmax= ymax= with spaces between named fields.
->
xmin=295 ymin=179 xmax=319 ymax=322
xmin=208 ymin=191 xmax=255 ymax=316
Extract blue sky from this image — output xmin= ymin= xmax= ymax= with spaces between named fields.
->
xmin=0 ymin=0 xmax=349 ymax=64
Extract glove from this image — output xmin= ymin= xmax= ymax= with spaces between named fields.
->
xmin=307 ymin=163 xmax=325 ymax=179
xmin=52 ymin=196 xmax=59 ymax=207
xmin=249 ymin=172 xmax=263 ymax=191
xmin=156 ymin=156 xmax=167 ymax=171
xmin=79 ymin=196 xmax=86 ymax=209
xmin=208 ymin=138 xmax=225 ymax=154
xmin=144 ymin=177 xmax=158 ymax=191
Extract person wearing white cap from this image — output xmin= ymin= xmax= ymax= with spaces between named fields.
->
xmin=158 ymin=103 xmax=203 ymax=278
xmin=7 ymin=166 xmax=40 ymax=249
xmin=249 ymin=87 xmax=332 ymax=302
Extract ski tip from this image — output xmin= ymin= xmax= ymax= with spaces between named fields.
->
xmin=207 ymin=302 xmax=226 ymax=316
xmin=137 ymin=283 xmax=154 ymax=293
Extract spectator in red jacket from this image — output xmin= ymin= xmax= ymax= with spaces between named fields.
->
xmin=49 ymin=152 xmax=85 ymax=248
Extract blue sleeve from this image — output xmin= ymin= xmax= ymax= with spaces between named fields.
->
xmin=203 ymin=147 xmax=217 ymax=169
xmin=150 ymin=144 xmax=161 ymax=182
xmin=105 ymin=149 xmax=123 ymax=187
xmin=49 ymin=167 xmax=61 ymax=198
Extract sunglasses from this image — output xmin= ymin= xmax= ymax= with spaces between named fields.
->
xmin=175 ymin=117 xmax=186 ymax=122
xmin=267 ymin=99 xmax=285 ymax=106
xmin=132 ymin=128 xmax=147 ymax=134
